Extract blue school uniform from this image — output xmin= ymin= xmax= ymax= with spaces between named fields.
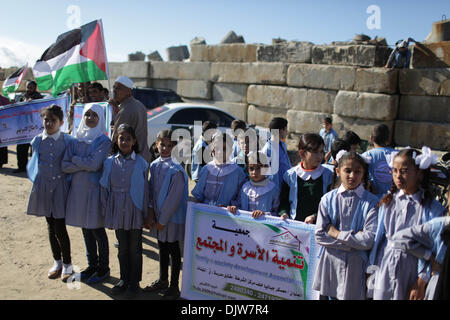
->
xmin=319 ymin=128 xmax=338 ymax=154
xmin=238 ymin=179 xmax=279 ymax=216
xmin=26 ymin=131 xmax=75 ymax=219
xmin=313 ymin=184 xmax=379 ymax=300
xmin=149 ymin=157 xmax=188 ymax=242
xmin=191 ymin=138 xmax=208 ymax=181
xmin=99 ymin=152 xmax=149 ymax=230
xmin=369 ymin=190 xmax=445 ymax=300
xmin=261 ymin=139 xmax=291 ymax=191
xmin=192 ymin=161 xmax=247 ymax=206
xmin=63 ymin=135 xmax=111 ymax=229
xmin=363 ymin=147 xmax=396 ymax=199
xmin=282 ymin=164 xmax=333 ymax=220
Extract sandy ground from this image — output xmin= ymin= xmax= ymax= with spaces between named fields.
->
xmin=0 ymin=145 xmax=195 ymax=300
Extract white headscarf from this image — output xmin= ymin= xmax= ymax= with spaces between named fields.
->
xmin=76 ymin=103 xmax=107 ymax=144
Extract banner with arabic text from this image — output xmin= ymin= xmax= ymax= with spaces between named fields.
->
xmin=0 ymin=95 xmax=69 ymax=147
xmin=181 ymin=202 xmax=320 ymax=300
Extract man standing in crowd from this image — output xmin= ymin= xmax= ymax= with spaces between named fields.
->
xmin=108 ymin=76 xmax=151 ymax=163
xmin=14 ymin=81 xmax=43 ymax=173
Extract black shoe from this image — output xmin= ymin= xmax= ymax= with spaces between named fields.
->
xmin=143 ymin=279 xmax=169 ymax=292
xmin=162 ymin=286 xmax=180 ymax=300
xmin=124 ymin=283 xmax=140 ymax=299
xmin=112 ymin=280 xmax=127 ymax=296
xmin=80 ymin=266 xmax=97 ymax=281
xmin=13 ymin=168 xmax=26 ymax=173
xmin=114 ymin=241 xmax=119 ymax=249
xmin=87 ymin=268 xmax=110 ymax=284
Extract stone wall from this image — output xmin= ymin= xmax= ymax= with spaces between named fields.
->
xmin=1 ymin=42 xmax=449 ymax=151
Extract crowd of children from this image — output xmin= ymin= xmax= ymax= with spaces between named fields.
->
xmin=25 ymin=104 xmax=449 ymax=300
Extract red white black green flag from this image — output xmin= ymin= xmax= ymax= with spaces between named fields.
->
xmin=32 ymin=19 xmax=109 ymax=96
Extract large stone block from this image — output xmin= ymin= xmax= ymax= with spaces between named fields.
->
xmin=256 ymin=41 xmax=313 ymax=63
xmin=311 ymin=45 xmax=392 ymax=67
xmin=334 ymin=91 xmax=399 ymax=121
xmin=354 ymin=68 xmax=398 ymax=94
xmin=166 ymin=45 xmax=190 ymax=61
xmin=287 ymin=64 xmax=356 ymax=90
xmin=247 ymin=105 xmax=286 ymax=127
xmin=285 ymin=87 xmax=308 ymax=110
xmin=287 ymin=110 xmax=329 ymax=134
xmin=333 ymin=115 xmax=394 ymax=143
xmin=247 ymin=85 xmax=288 ymax=108
xmin=150 ymin=79 xmax=178 ymax=92
xmin=398 ymin=95 xmax=450 ymax=123
xmin=395 ymin=120 xmax=450 ymax=150
xmin=399 ymin=68 xmax=450 ymax=96
xmin=190 ymin=44 xmax=257 ymax=62
xmin=211 ymin=62 xmax=287 ymax=85
xmin=176 ymin=80 xmax=211 ymax=99
xmin=150 ymin=61 xmax=211 ymax=80
xmin=109 ymin=61 xmax=150 ymax=79
xmin=212 ymin=83 xmax=248 ymax=103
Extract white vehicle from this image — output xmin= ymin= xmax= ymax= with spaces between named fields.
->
xmin=146 ymin=102 xmax=238 ymax=161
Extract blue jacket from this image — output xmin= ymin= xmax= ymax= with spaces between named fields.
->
xmin=363 ymin=147 xmax=396 ymax=199
xmin=192 ymin=163 xmax=247 ymax=206
xmin=27 ymin=133 xmax=76 ymax=183
xmin=99 ymin=153 xmax=149 ymax=211
xmin=150 ymin=157 xmax=188 ymax=224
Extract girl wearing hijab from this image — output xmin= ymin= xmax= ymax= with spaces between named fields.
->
xmin=62 ymin=104 xmax=112 ymax=284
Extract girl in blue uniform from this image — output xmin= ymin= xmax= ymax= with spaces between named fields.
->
xmin=313 ymin=151 xmax=379 ymax=300
xmin=144 ymin=129 xmax=188 ymax=300
xmin=63 ymin=104 xmax=111 ymax=284
xmin=192 ymin=132 xmax=247 ymax=207
xmin=26 ymin=104 xmax=75 ymax=282
xmin=100 ymin=124 xmax=149 ymax=299
xmin=228 ymin=151 xmax=279 ymax=218
xmin=369 ymin=147 xmax=445 ymax=300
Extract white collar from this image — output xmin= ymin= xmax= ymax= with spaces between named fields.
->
xmin=295 ymin=163 xmax=324 ymax=180
xmin=397 ymin=189 xmax=423 ymax=204
xmin=206 ymin=161 xmax=238 ymax=177
xmin=337 ymin=183 xmax=365 ymax=198
xmin=115 ymin=151 xmax=136 ymax=160
xmin=42 ymin=130 xmax=61 ymax=141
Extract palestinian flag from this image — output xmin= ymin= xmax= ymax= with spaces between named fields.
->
xmin=2 ymin=64 xmax=27 ymax=96
xmin=32 ymin=19 xmax=109 ymax=96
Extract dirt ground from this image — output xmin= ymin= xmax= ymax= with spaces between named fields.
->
xmin=0 ymin=145 xmax=196 ymax=300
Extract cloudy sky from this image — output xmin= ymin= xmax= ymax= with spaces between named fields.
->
xmin=0 ymin=0 xmax=448 ymax=68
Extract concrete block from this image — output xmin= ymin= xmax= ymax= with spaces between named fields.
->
xmin=333 ymin=115 xmax=394 ymax=143
xmin=166 ymin=45 xmax=190 ymax=61
xmin=247 ymin=105 xmax=286 ymax=127
xmin=176 ymin=80 xmax=211 ymax=99
xmin=257 ymin=41 xmax=313 ymax=63
xmin=355 ymin=68 xmax=398 ymax=94
xmin=311 ymin=45 xmax=392 ymax=67
xmin=334 ymin=91 xmax=399 ymax=121
xmin=247 ymin=85 xmax=288 ymax=108
xmin=190 ymin=44 xmax=257 ymax=62
xmin=399 ymin=68 xmax=450 ymax=96
xmin=394 ymin=120 xmax=450 ymax=150
xmin=220 ymin=31 xmax=245 ymax=44
xmin=212 ymin=83 xmax=248 ymax=103
xmin=287 ymin=110 xmax=329 ymax=134
xmin=147 ymin=51 xmax=163 ymax=61
xmin=398 ymin=95 xmax=450 ymax=123
xmin=211 ymin=62 xmax=287 ymax=85
xmin=150 ymin=61 xmax=211 ymax=81
xmin=110 ymin=61 xmax=150 ymax=79
xmin=128 ymin=52 xmax=145 ymax=61
xmin=288 ymin=64 xmax=356 ymax=90
xmin=150 ymin=79 xmax=178 ymax=92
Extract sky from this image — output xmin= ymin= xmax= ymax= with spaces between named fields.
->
xmin=0 ymin=0 xmax=449 ymax=68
